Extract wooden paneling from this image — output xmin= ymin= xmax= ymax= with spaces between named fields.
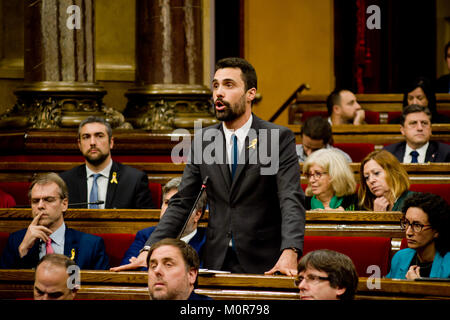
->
xmin=0 ymin=270 xmax=448 ymax=300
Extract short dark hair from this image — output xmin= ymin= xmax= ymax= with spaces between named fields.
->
xmin=147 ymin=238 xmax=200 ymax=272
xmin=401 ymin=192 xmax=450 ymax=255
xmin=400 ymin=104 xmax=432 ymax=126
xmin=402 ymin=76 xmax=437 ymax=115
xmin=326 ymin=89 xmax=355 ymax=116
xmin=215 ymin=57 xmax=257 ymax=91
xmin=78 ymin=116 xmax=113 ymax=139
xmin=28 ymin=172 xmax=69 ymax=201
xmin=297 ymin=249 xmax=358 ymax=300
xmin=301 ymin=116 xmax=332 ymax=144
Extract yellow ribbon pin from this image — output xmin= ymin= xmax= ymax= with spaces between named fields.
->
xmin=110 ymin=172 xmax=118 ymax=184
xmin=70 ymin=249 xmax=76 ymax=260
xmin=248 ymin=138 xmax=257 ymax=150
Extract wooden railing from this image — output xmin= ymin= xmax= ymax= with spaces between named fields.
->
xmin=0 ymin=270 xmax=448 ymax=300
xmin=290 ymin=93 xmax=450 ymax=124
xmin=0 ymin=161 xmax=448 ymax=185
xmin=0 ymin=208 xmax=405 ymax=238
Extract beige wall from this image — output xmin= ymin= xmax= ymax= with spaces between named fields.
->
xmin=244 ymin=0 xmax=334 ymax=126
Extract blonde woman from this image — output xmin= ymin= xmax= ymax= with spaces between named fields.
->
xmin=303 ymin=149 xmax=357 ymax=211
xmin=359 ymin=150 xmax=413 ymax=211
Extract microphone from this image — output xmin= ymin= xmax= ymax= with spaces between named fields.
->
xmin=68 ymin=200 xmax=105 ymax=207
xmin=177 ymin=176 xmax=208 ymax=239
xmin=14 ymin=200 xmax=105 ymax=209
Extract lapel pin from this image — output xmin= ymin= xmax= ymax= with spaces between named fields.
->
xmin=110 ymin=172 xmax=118 ymax=184
xmin=70 ymin=248 xmax=76 ymax=260
xmin=248 ymin=138 xmax=257 ymax=150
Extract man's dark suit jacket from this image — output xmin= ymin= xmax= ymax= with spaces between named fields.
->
xmin=59 ymin=161 xmax=154 ymax=209
xmin=384 ymin=141 xmax=450 ymax=163
xmin=120 ymin=227 xmax=206 ymax=269
xmin=145 ymin=115 xmax=306 ymax=274
xmin=0 ymin=227 xmax=110 ymax=269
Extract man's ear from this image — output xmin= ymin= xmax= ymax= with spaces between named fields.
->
xmin=77 ymin=139 xmax=82 ymax=151
xmin=400 ymin=125 xmax=405 ymax=136
xmin=247 ymin=87 xmax=257 ymax=104
xmin=336 ymin=287 xmax=346 ymax=298
xmin=188 ymin=268 xmax=198 ymax=286
xmin=333 ymin=104 xmax=341 ymax=115
xmin=109 ymin=136 xmax=114 ymax=150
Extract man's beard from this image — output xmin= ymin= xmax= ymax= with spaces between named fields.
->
xmin=215 ymin=94 xmax=246 ymax=122
xmin=84 ymin=150 xmax=109 ymax=167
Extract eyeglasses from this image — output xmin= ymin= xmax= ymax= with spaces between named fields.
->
xmin=405 ymin=120 xmax=431 ymax=129
xmin=305 ymin=172 xmax=328 ymax=180
xmin=400 ymin=218 xmax=432 ymax=233
xmin=294 ymin=274 xmax=330 ymax=287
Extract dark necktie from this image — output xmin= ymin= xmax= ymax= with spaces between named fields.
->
xmin=410 ymin=150 xmax=419 ymax=163
xmin=89 ymin=173 xmax=101 ymax=208
xmin=231 ymin=134 xmax=238 ymax=179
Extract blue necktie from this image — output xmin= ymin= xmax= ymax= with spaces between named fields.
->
xmin=89 ymin=173 xmax=101 ymax=208
xmin=231 ymin=134 xmax=238 ymax=179
xmin=410 ymin=151 xmax=419 ymax=163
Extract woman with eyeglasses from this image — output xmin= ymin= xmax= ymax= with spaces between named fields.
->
xmin=386 ymin=193 xmax=450 ymax=279
xmin=303 ymin=149 xmax=358 ymax=211
xmin=359 ymin=150 xmax=414 ymax=211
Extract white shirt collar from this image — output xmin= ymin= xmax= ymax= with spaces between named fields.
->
xmin=181 ymin=228 xmax=197 ymax=244
xmin=404 ymin=142 xmax=429 ymax=163
xmin=86 ymin=159 xmax=113 ymax=179
xmin=50 ymin=222 xmax=66 ymax=247
xmin=222 ymin=114 xmax=253 ymax=144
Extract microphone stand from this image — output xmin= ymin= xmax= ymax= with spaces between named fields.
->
xmin=177 ymin=176 xmax=208 ymax=239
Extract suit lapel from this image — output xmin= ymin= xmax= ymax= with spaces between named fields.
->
xmin=64 ymin=228 xmax=79 ymax=263
xmin=105 ymin=161 xmax=119 ymax=208
xmin=425 ymin=141 xmax=438 ymax=162
xmin=230 ymin=115 xmax=260 ymax=191
xmin=77 ymin=165 xmax=88 ymax=207
xmin=215 ymin=125 xmax=232 ymax=191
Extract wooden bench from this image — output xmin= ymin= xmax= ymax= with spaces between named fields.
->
xmin=290 ymin=93 xmax=450 ymax=124
xmin=0 ymin=161 xmax=448 ymax=186
xmin=0 ymin=208 xmax=406 ymax=270
xmin=288 ymin=124 xmax=450 ymax=146
xmin=0 ymin=270 xmax=448 ymax=300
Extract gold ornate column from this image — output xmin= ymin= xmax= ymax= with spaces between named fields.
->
xmin=0 ymin=0 xmax=128 ymax=129
xmin=124 ymin=0 xmax=217 ymax=130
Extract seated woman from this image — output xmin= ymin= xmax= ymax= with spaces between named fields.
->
xmin=386 ymin=192 xmax=450 ymax=279
xmin=359 ymin=150 xmax=414 ymax=211
xmin=303 ymin=149 xmax=358 ymax=210
xmin=390 ymin=76 xmax=450 ymax=124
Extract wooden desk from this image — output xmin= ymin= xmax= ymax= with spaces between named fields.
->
xmin=0 ymin=161 xmax=448 ymax=185
xmin=0 ymin=270 xmax=448 ymax=300
xmin=288 ymin=124 xmax=450 ymax=145
xmin=291 ymin=93 xmax=450 ymax=124
xmin=0 ymin=208 xmax=404 ymax=238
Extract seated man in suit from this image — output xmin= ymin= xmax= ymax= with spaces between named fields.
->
xmin=296 ymin=116 xmax=352 ymax=162
xmin=326 ymin=89 xmax=365 ymax=125
xmin=34 ymin=254 xmax=79 ymax=300
xmin=147 ymin=238 xmax=211 ymax=300
xmin=384 ymin=105 xmax=450 ymax=163
xmin=0 ymin=172 xmax=109 ymax=270
xmin=112 ymin=177 xmax=206 ymax=271
xmin=295 ymin=249 xmax=358 ymax=300
xmin=59 ymin=116 xmax=154 ymax=209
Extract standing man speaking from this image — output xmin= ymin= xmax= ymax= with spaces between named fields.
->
xmin=118 ymin=57 xmax=305 ymax=275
